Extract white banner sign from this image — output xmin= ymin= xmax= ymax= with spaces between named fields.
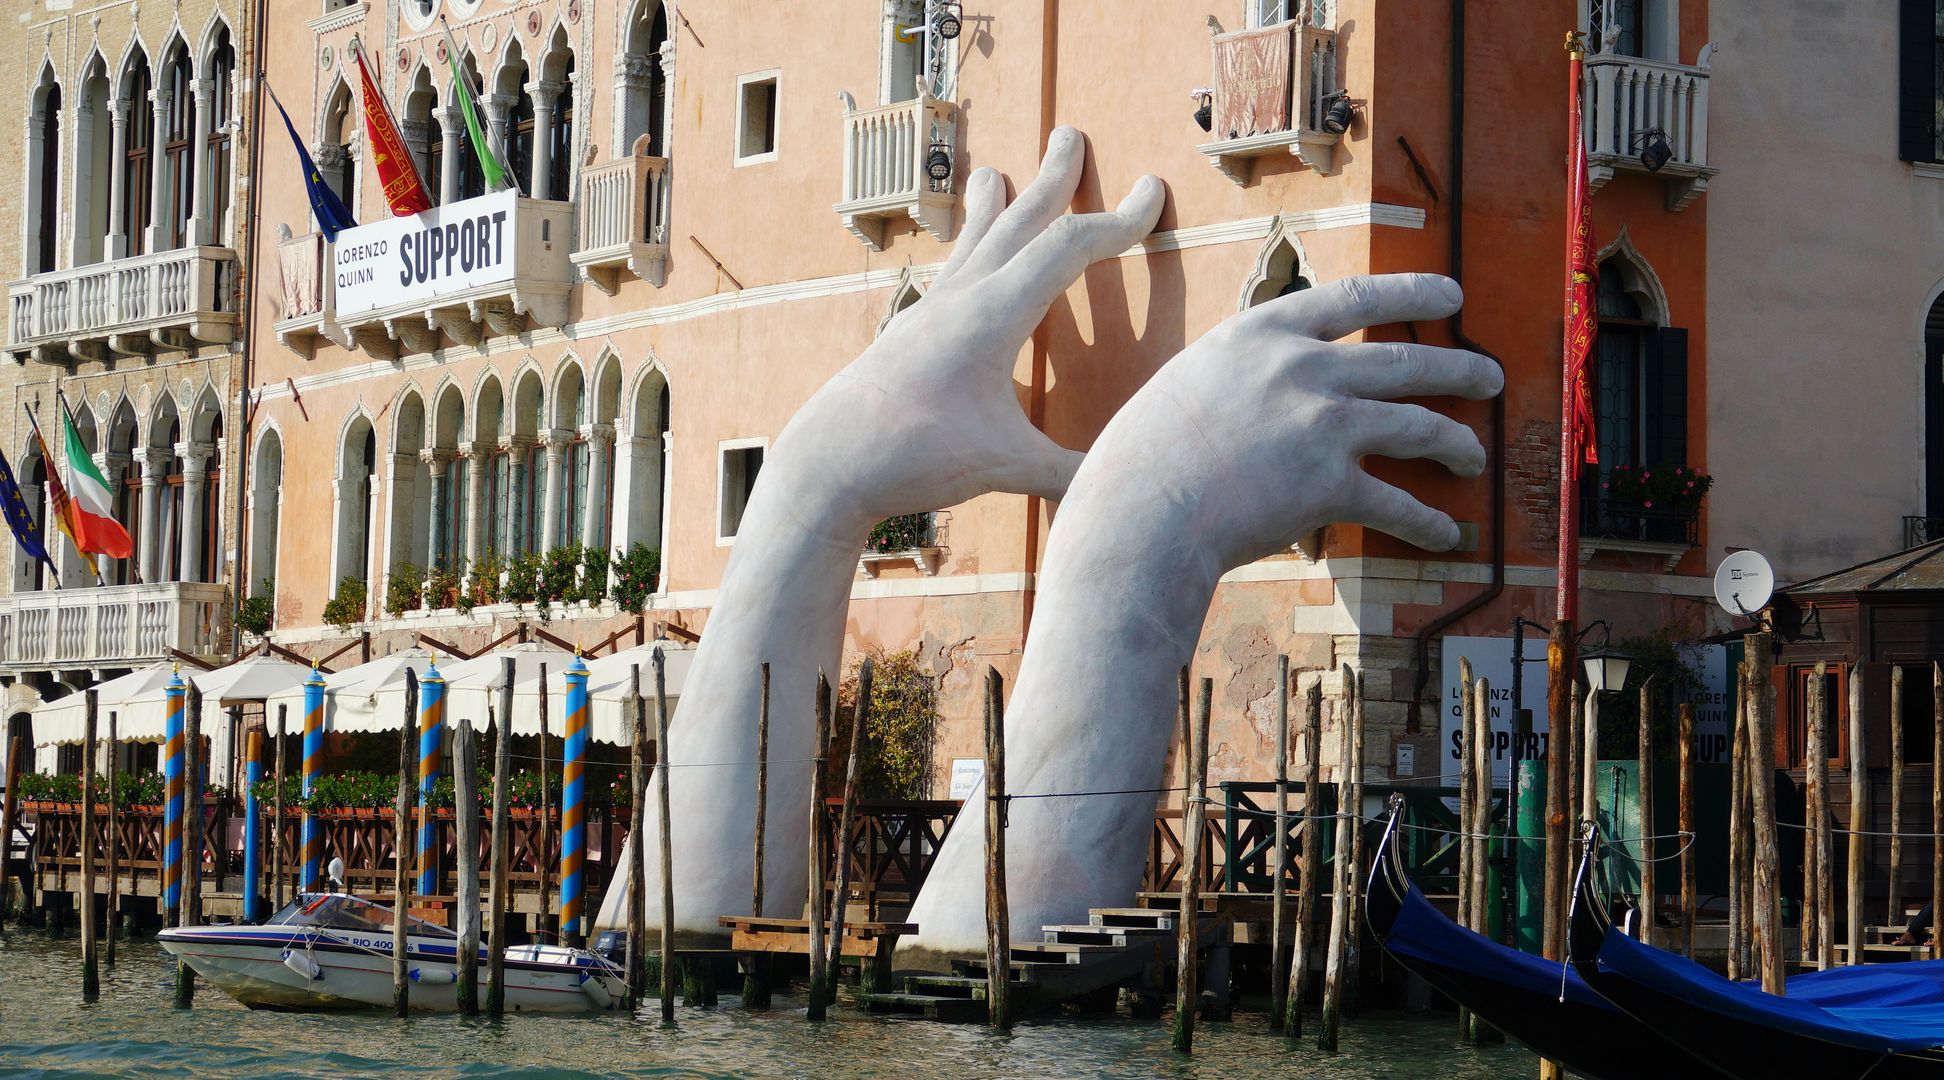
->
xmin=1439 ymin=635 xmax=1730 ymax=787
xmin=332 ymin=190 xmax=520 ymax=318
xmin=948 ymin=758 xmax=985 ymax=800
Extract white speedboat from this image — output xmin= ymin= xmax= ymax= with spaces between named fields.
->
xmin=158 ymin=892 xmax=626 ymax=1013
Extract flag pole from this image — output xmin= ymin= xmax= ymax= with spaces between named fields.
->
xmin=348 ymin=34 xmax=435 ymax=209
xmin=439 ymin=15 xmax=522 ymax=196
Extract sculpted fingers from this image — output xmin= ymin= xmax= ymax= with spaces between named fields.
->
xmin=1352 ymin=402 xmax=1488 ymax=476
xmin=1343 ymin=474 xmax=1465 ymax=552
xmin=981 ymin=175 xmax=1166 ymax=324
xmin=1334 ymin=342 xmax=1504 ymax=402
xmin=954 ymin=126 xmax=1090 ymax=280
xmin=1265 ymin=273 xmax=1464 ymax=343
xmin=933 ymin=167 xmax=1008 ymax=290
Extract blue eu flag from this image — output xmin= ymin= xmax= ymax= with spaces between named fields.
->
xmin=270 ymin=87 xmax=358 ymax=242
xmin=0 ymin=446 xmax=52 ymax=578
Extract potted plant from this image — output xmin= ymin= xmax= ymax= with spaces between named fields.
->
xmin=611 ymin=543 xmax=661 ymax=612
xmin=424 ymin=563 xmax=462 ymax=612
xmin=236 ymin=577 xmax=275 ymax=637
xmin=1601 ymin=464 xmax=1714 ymax=543
xmin=505 ymin=552 xmax=543 ymax=607
xmin=322 ymin=577 xmax=368 ymax=632
xmin=386 ymin=562 xmax=427 ymax=619
xmin=466 ymin=551 xmax=504 ymax=610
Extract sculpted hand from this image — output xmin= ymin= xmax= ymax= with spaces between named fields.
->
xmin=779 ymin=126 xmax=1166 ymax=517
xmin=902 ymin=272 xmax=1503 ymax=958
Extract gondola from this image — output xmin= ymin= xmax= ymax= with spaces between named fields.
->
xmin=1568 ymin=831 xmax=1944 ymax=1079
xmin=1365 ymin=801 xmax=1730 ymax=1080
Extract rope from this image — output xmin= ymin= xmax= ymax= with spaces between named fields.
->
xmin=1775 ymin=819 xmax=1944 ymax=841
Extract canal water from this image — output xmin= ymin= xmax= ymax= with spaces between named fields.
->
xmin=0 ymin=934 xmax=1538 ymax=1078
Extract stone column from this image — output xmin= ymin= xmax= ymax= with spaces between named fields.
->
xmin=22 ymin=111 xmax=46 ymax=275
xmin=382 ymin=452 xmax=417 ymax=586
xmin=436 ymin=106 xmax=463 ymax=205
xmin=608 ymin=433 xmax=641 ymax=553
xmin=315 ymin=143 xmax=349 ymax=215
xmin=107 ymin=100 xmax=131 ymax=259
xmin=135 ymin=448 xmax=168 ymax=583
xmin=503 ymin=436 xmax=532 ymax=554
xmin=459 ymin=442 xmax=488 ymax=566
xmin=422 ymin=449 xmax=453 ymax=570
xmin=174 ymin=444 xmax=212 ymax=583
xmin=614 ymin=56 xmax=654 ymax=155
xmin=527 ymin=81 xmax=562 ymax=200
xmin=399 ymin=118 xmax=434 ymax=204
xmin=579 ymin=423 xmax=614 ymax=554
xmin=147 ymin=81 xmax=174 ymax=254
xmin=187 ymin=78 xmax=214 ymax=246
xmin=658 ymin=40 xmax=678 ymax=161
xmin=70 ymin=98 xmax=95 ymax=264
xmin=485 ymin=93 xmax=516 ymax=176
xmin=538 ymin=428 xmax=569 ymax=552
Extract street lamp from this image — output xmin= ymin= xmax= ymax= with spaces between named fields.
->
xmin=1582 ymin=647 xmax=1634 ymax=695
xmin=1580 ymin=644 xmax=1634 ymax=830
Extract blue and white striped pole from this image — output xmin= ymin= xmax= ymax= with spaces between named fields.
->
xmin=559 ymin=652 xmax=589 ymax=944
xmin=417 ymin=658 xmax=446 ymax=897
xmin=161 ymin=668 xmax=187 ymax=920
xmin=243 ymin=728 xmax=263 ymax=921
xmin=300 ymin=663 xmax=326 ymax=892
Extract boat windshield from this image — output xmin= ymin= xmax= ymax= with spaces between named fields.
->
xmin=266 ymin=894 xmax=456 ymax=939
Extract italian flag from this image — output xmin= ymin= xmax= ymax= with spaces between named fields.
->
xmin=58 ymin=407 xmax=132 ymax=560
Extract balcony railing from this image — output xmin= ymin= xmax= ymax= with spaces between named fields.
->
xmin=0 ymin=582 xmax=228 ymax=669
xmin=1583 ymin=51 xmax=1716 ymax=210
xmin=834 ymin=93 xmax=958 ymax=251
xmin=572 ymin=136 xmax=670 ymax=294
xmin=1196 ymin=20 xmax=1341 ymax=184
xmin=6 ymin=247 xmax=238 ymax=364
xmin=274 ymin=191 xmax=574 ymax=360
xmin=1905 ymin=516 xmax=1944 ymax=550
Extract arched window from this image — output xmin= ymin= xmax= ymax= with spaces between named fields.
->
xmin=163 ymin=47 xmax=197 ymax=250
xmin=122 ymin=54 xmax=153 ymax=257
xmin=205 ymin=27 xmax=235 ymax=245
xmin=455 ymin=56 xmax=486 ymax=201
xmin=30 ymin=76 xmax=62 ymax=274
xmin=250 ymin=429 xmax=283 ymax=605
xmin=105 ymin=402 xmax=139 ymax=586
xmin=403 ymin=69 xmax=440 ymax=207
xmin=498 ymin=47 xmax=534 ymax=193
xmin=1585 ymin=252 xmax=1689 ymax=542
xmin=336 ymin=417 xmax=377 ymax=589
xmin=626 ymin=371 xmax=672 ymax=571
xmin=511 ymin=370 xmax=546 ymax=554
xmin=1924 ymin=295 xmax=1944 ymax=523
xmin=547 ymin=54 xmax=575 ymax=201
xmin=322 ymin=81 xmax=358 ymax=213
xmin=77 ymin=60 xmax=112 ymax=265
xmin=621 ymin=1 xmax=670 ymax=157
xmin=556 ymin=368 xmax=587 ymax=549
xmin=474 ymin=377 xmax=506 ymax=559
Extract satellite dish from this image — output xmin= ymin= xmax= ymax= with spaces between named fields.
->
xmin=1713 ymin=550 xmax=1775 ymax=618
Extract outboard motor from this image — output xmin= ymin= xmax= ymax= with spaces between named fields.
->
xmin=593 ymin=930 xmax=628 ymax=966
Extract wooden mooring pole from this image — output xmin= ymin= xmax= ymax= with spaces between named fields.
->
xmin=1847 ymin=665 xmax=1866 ymax=966
xmin=1285 ymin=678 xmax=1322 ymax=1036
xmin=806 ymin=671 xmax=831 ymax=1021
xmin=488 ymin=660 xmax=513 ymax=1018
xmin=1540 ymin=619 xmax=1574 ymax=1080
xmin=1318 ymin=664 xmax=1358 ymax=1054
xmin=393 ymin=668 xmax=417 ymax=1018
xmin=744 ymin=662 xmax=772 ymax=1009
xmin=1 ymin=729 xmax=24 ymax=922
xmin=654 ymin=648 xmax=675 ymax=1020
xmin=1346 ymin=671 xmax=1367 ymax=1011
xmin=626 ymin=666 xmax=647 ymax=1013
xmin=1270 ymin=656 xmax=1291 ymax=1033
xmin=81 ymin=688 xmax=98 ymax=1002
xmin=177 ymin=686 xmax=204 ymax=1007
xmin=1678 ymin=703 xmax=1696 ymax=958
xmin=538 ymin=664 xmax=553 ymax=940
xmin=1456 ymin=659 xmax=1475 ymax=1039
xmin=1805 ymin=662 xmax=1825 ymax=967
xmin=1891 ymin=666 xmax=1906 ymax=931
xmin=1749 ymin=635 xmax=1784 ymax=993
xmin=1727 ymin=679 xmax=1746 ymax=982
xmin=106 ymin=710 xmax=120 ymax=961
xmin=1636 ymin=679 xmax=1655 ymax=945
xmin=1933 ymin=662 xmax=1943 ymax=962
xmin=1470 ymin=675 xmax=1492 ymax=1039
xmin=983 ymin=666 xmax=1010 ymax=1031
xmin=454 ymin=716 xmax=481 ymax=1015
xmin=1173 ymin=675 xmax=1211 ymax=1053
xmin=828 ymin=658 xmax=872 ymax=993
xmin=1813 ymin=664 xmax=1834 ymax=970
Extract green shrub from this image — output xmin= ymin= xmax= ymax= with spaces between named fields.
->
xmin=578 ymin=545 xmax=611 ymax=604
xmin=867 ymin=513 xmax=934 ymax=553
xmin=505 ymin=552 xmax=543 ymax=605
xmin=385 ymin=562 xmax=426 ymax=619
xmin=467 ymin=551 xmax=503 ymax=609
xmin=236 ymin=577 xmax=275 ymax=636
xmin=611 ymin=543 xmax=661 ymax=611
xmin=424 ymin=563 xmax=462 ymax=612
xmin=833 ymin=648 xmax=939 ymax=800
xmin=540 ymin=544 xmax=583 ymax=610
xmin=322 ymin=577 xmax=368 ymax=632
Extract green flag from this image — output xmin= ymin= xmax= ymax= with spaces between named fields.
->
xmin=441 ymin=19 xmax=510 ymax=193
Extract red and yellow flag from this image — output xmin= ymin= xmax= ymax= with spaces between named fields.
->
xmin=1563 ymin=36 xmax=1599 ymax=466
xmin=351 ymin=39 xmax=433 ymax=216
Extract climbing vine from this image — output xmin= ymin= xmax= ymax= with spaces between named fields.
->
xmin=831 ymin=648 xmax=940 ymax=800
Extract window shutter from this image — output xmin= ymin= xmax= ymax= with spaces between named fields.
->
xmin=1642 ymin=327 xmax=1688 ymax=468
xmin=1900 ymin=0 xmax=1938 ymax=162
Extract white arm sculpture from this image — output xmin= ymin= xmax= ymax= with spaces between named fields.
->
xmin=901 ymin=274 xmax=1503 ymax=959
xmin=600 ymin=129 xmax=1166 ymax=938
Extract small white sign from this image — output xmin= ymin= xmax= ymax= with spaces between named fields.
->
xmin=1395 ymin=743 xmax=1415 ymax=777
xmin=949 ymin=758 xmax=985 ymax=800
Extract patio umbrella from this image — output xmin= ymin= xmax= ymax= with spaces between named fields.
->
xmin=546 ymin=643 xmax=696 ymax=745
xmin=189 ymin=655 xmax=312 ymax=707
xmin=31 ymin=663 xmax=179 ymax=746
xmin=261 ymin=647 xmax=435 ymax=734
xmin=435 ymin=641 xmax=578 ymax=736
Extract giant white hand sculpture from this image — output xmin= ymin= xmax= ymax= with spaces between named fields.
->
xmin=900 ymin=274 xmax=1503 ymax=959
xmin=596 ymin=129 xmax=1165 ymax=938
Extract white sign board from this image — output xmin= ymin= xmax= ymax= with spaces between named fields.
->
xmin=332 ymin=190 xmax=521 ymax=318
xmin=1439 ymin=635 xmax=1732 ymax=786
xmin=948 ymin=758 xmax=985 ymax=800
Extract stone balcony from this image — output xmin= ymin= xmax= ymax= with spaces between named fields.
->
xmin=0 ymin=582 xmax=229 ymax=672
xmin=833 ymin=93 xmax=958 ymax=251
xmin=1195 ymin=19 xmax=1342 ymax=185
xmin=1583 ymin=51 xmax=1717 ymax=211
xmin=6 ymin=247 xmax=238 ymax=364
xmin=573 ymin=136 xmax=670 ymax=293
xmin=273 ymin=191 xmax=574 ymax=359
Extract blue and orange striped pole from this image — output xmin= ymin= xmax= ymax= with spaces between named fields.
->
xmin=300 ymin=663 xmax=326 ymax=892
xmin=161 ymin=667 xmax=187 ymax=921
xmin=559 ymin=652 xmax=589 ymax=944
xmin=417 ymin=657 xmax=446 ymax=897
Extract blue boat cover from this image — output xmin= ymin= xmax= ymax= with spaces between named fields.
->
xmin=1387 ymin=881 xmax=1944 ymax=1035
xmin=1596 ymin=924 xmax=1944 ymax=1053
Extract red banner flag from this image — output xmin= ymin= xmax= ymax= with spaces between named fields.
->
xmin=1563 ymin=39 xmax=1599 ymax=467
xmin=351 ymin=39 xmax=433 ymax=216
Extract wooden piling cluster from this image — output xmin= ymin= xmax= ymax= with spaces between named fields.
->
xmin=1283 ymin=677 xmax=1323 ymax=1037
xmin=1270 ymin=657 xmax=1291 ymax=1033
xmin=1455 ymin=659 xmax=1476 ymax=1038
xmin=983 ymin=666 xmax=1010 ymax=1031
xmin=655 ymin=649 xmax=675 ymax=1021
xmin=1318 ymin=663 xmax=1362 ymax=1054
xmin=828 ymin=658 xmax=873 ymax=994
xmin=1172 ymin=675 xmax=1211 ymax=1053
xmin=488 ymin=662 xmax=513 ymax=1017
xmin=806 ymin=672 xmax=831 ymax=1022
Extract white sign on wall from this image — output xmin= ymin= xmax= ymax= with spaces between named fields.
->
xmin=1440 ymin=635 xmax=1732 ymax=787
xmin=332 ymin=190 xmax=521 ymax=318
xmin=949 ymin=758 xmax=985 ymax=800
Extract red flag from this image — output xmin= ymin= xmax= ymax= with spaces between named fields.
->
xmin=351 ymin=39 xmax=433 ymax=216
xmin=1563 ymin=39 xmax=1599 ymax=466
